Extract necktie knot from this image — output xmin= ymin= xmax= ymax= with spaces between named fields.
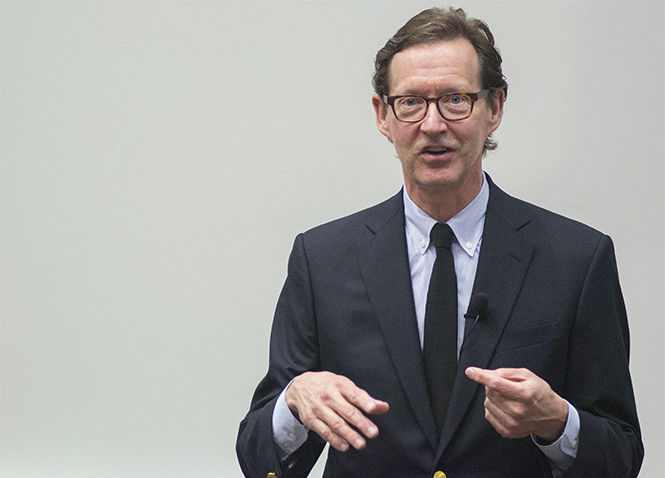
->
xmin=430 ymin=223 xmax=455 ymax=250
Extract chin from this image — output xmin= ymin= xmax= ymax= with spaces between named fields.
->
xmin=418 ymin=172 xmax=463 ymax=190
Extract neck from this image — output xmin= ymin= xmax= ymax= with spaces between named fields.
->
xmin=406 ymin=174 xmax=483 ymax=223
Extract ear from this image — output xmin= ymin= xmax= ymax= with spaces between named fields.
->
xmin=486 ymin=88 xmax=505 ymax=134
xmin=372 ymin=94 xmax=393 ymax=142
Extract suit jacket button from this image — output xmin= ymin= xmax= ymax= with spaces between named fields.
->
xmin=433 ymin=472 xmax=446 ymax=478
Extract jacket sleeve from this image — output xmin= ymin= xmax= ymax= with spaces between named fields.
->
xmin=564 ymin=234 xmax=643 ymax=477
xmin=236 ymin=233 xmax=326 ymax=477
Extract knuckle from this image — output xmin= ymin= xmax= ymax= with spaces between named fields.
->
xmin=521 ymin=387 xmax=535 ymax=401
xmin=302 ymin=371 xmax=319 ymax=384
xmin=333 ymin=375 xmax=348 ymax=386
xmin=341 ymin=405 xmax=359 ymax=420
xmin=486 ymin=376 xmax=500 ymax=388
xmin=299 ymin=410 xmax=312 ymax=425
xmin=302 ymin=409 xmax=320 ymax=427
xmin=346 ymin=390 xmax=359 ymax=403
xmin=330 ymin=418 xmax=347 ymax=434
xmin=320 ymin=428 xmax=333 ymax=442
xmin=504 ymin=416 xmax=519 ymax=430
xmin=513 ymin=404 xmax=526 ymax=419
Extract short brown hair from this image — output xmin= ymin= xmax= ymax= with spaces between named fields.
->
xmin=373 ymin=7 xmax=507 ymax=152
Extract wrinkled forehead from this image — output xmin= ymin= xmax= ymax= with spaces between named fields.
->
xmin=387 ymin=39 xmax=482 ymax=94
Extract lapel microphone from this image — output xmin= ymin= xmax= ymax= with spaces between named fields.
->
xmin=463 ymin=292 xmax=488 ymax=339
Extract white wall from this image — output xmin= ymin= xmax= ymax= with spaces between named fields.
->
xmin=2 ymin=1 xmax=663 ymax=476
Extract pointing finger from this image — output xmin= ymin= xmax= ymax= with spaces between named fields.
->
xmin=465 ymin=367 xmax=526 ymax=399
xmin=465 ymin=366 xmax=492 ymax=385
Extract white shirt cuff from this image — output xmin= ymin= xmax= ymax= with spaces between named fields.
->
xmin=272 ymin=385 xmax=309 ymax=455
xmin=532 ymin=401 xmax=580 ymax=471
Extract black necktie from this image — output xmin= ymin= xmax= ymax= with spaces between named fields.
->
xmin=423 ymin=222 xmax=458 ymax=432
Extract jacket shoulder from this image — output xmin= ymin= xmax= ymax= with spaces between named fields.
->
xmin=489 ymin=181 xmax=607 ymax=244
xmin=301 ymin=190 xmax=403 ymax=247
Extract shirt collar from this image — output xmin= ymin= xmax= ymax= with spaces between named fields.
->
xmin=403 ymin=173 xmax=489 ymax=258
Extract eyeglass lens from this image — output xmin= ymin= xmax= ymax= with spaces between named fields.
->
xmin=394 ymin=94 xmax=472 ymax=121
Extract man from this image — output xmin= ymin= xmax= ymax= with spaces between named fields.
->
xmin=237 ymin=7 xmax=643 ymax=478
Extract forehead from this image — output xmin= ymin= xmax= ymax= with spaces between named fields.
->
xmin=388 ymin=38 xmax=481 ymax=94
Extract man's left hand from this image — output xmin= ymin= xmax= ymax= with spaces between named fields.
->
xmin=465 ymin=367 xmax=568 ymax=442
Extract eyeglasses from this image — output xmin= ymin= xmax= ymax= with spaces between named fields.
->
xmin=383 ymin=89 xmax=490 ymax=123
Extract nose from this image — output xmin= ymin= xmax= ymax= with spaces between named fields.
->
xmin=420 ymin=100 xmax=448 ymax=134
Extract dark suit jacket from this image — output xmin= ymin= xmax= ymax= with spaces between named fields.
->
xmin=237 ymin=178 xmax=643 ymax=477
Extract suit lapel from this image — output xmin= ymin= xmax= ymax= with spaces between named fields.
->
xmin=437 ymin=180 xmax=536 ymax=457
xmin=357 ymin=191 xmax=439 ymax=451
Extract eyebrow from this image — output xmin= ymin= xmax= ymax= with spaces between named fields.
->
xmin=392 ymin=89 xmax=469 ymax=97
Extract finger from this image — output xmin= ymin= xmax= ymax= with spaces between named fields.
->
xmin=339 ymin=381 xmax=390 ymax=416
xmin=466 ymin=368 xmax=514 ymax=393
xmin=336 ymin=383 xmax=389 ymax=439
xmin=334 ymin=398 xmax=381 ymax=440
xmin=465 ymin=366 xmax=492 ymax=385
xmin=482 ymin=399 xmax=509 ymax=437
xmin=491 ymin=367 xmax=532 ymax=382
xmin=305 ymin=416 xmax=353 ymax=452
xmin=467 ymin=367 xmax=526 ymax=400
xmin=335 ymin=388 xmax=385 ymax=439
xmin=484 ymin=393 xmax=515 ymax=428
xmin=466 ymin=367 xmax=530 ymax=384
xmin=287 ymin=372 xmax=389 ymax=448
xmin=313 ymin=405 xmax=370 ymax=450
xmin=302 ymin=386 xmax=376 ymax=449
xmin=296 ymin=394 xmax=366 ymax=451
xmin=483 ymin=395 xmax=529 ymax=439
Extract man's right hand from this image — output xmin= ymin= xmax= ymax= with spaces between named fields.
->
xmin=285 ymin=371 xmax=390 ymax=452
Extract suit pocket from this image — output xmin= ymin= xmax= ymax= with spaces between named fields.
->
xmin=494 ymin=321 xmax=562 ymax=353
xmin=490 ymin=321 xmax=567 ymax=377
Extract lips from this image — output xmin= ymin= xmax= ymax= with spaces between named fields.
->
xmin=420 ymin=145 xmax=454 ymax=157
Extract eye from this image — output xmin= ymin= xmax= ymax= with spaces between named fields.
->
xmin=397 ymin=96 xmax=421 ymax=108
xmin=449 ymin=94 xmax=465 ymax=105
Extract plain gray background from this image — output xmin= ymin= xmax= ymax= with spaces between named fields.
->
xmin=1 ymin=1 xmax=663 ymax=476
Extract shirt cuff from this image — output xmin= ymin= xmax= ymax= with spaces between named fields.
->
xmin=272 ymin=384 xmax=309 ymax=455
xmin=532 ymin=401 xmax=580 ymax=471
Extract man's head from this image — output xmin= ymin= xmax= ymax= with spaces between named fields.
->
xmin=372 ymin=7 xmax=507 ymax=154
xmin=371 ymin=8 xmax=506 ymax=214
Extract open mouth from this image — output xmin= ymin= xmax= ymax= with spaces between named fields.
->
xmin=422 ymin=147 xmax=451 ymax=157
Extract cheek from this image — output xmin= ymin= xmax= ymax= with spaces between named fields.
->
xmin=392 ymin=125 xmax=418 ymax=148
xmin=456 ymin=123 xmax=487 ymax=149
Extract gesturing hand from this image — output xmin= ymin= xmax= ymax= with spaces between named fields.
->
xmin=285 ymin=371 xmax=390 ymax=452
xmin=465 ymin=367 xmax=568 ymax=442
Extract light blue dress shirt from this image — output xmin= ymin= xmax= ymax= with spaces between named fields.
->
xmin=403 ymin=171 xmax=486 ymax=354
xmin=272 ymin=174 xmax=579 ymax=473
